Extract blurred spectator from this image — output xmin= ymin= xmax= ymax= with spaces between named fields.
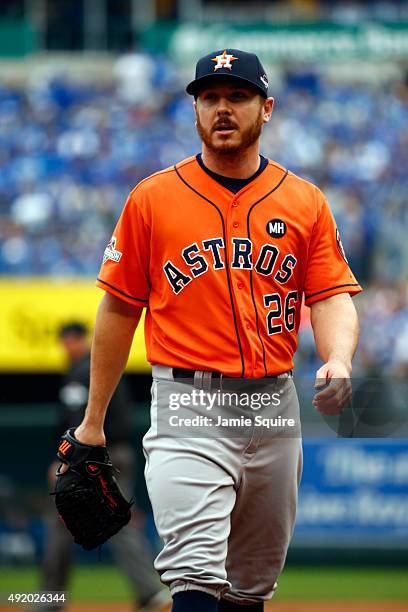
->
xmin=113 ymin=46 xmax=157 ymax=105
xmin=357 ymin=281 xmax=408 ymax=376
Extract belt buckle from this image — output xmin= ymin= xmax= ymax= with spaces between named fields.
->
xmin=203 ymin=371 xmax=212 ymax=391
xmin=193 ymin=370 xmax=212 ymax=392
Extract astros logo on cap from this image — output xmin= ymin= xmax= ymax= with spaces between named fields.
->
xmin=212 ymin=50 xmax=238 ymax=71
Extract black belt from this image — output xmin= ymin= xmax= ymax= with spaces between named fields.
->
xmin=172 ymin=368 xmax=291 ymax=380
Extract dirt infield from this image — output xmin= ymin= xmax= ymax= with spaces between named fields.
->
xmin=268 ymin=605 xmax=408 ymax=612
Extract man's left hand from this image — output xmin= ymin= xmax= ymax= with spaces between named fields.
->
xmin=313 ymin=360 xmax=352 ymax=416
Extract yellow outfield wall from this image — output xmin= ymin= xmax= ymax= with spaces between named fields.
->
xmin=0 ymin=278 xmax=150 ymax=372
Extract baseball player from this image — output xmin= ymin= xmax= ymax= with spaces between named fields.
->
xmin=64 ymin=49 xmax=362 ymax=611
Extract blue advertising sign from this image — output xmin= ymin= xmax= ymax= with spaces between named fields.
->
xmin=294 ymin=439 xmax=408 ymax=547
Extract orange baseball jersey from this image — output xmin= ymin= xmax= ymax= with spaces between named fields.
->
xmin=96 ymin=156 xmax=362 ymax=377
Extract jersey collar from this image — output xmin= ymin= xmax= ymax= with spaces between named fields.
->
xmin=174 ymin=155 xmax=288 ymax=208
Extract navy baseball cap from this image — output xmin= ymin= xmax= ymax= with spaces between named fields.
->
xmin=186 ymin=49 xmax=269 ymax=98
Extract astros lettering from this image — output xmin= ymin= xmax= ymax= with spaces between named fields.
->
xmin=163 ymin=237 xmax=297 ymax=294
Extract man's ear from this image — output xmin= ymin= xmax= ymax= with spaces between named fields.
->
xmin=193 ymin=99 xmax=198 ymax=126
xmin=263 ymin=96 xmax=274 ymax=123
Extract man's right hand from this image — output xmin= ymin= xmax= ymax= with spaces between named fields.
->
xmin=58 ymin=422 xmax=106 ymax=474
xmin=53 ymin=427 xmax=132 ymax=550
xmin=74 ymin=422 xmax=106 ymax=446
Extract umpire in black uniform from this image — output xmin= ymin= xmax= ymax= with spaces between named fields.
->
xmin=42 ymin=323 xmax=170 ymax=611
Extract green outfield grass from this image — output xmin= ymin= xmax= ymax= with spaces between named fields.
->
xmin=0 ymin=566 xmax=407 ymax=602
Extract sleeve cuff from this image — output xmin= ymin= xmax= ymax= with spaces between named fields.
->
xmin=95 ymin=278 xmax=148 ymax=307
xmin=304 ymin=283 xmax=363 ymax=306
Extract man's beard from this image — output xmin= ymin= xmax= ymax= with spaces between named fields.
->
xmin=196 ymin=109 xmax=264 ymax=155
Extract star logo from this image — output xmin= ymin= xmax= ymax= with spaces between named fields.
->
xmin=211 ymin=50 xmax=238 ymax=71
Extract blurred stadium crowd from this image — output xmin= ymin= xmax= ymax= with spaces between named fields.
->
xmin=0 ymin=49 xmax=407 ymax=375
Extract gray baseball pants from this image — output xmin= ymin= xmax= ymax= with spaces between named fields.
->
xmin=143 ymin=365 xmax=303 ymax=605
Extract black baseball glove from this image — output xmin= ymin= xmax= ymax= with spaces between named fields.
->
xmin=52 ymin=428 xmax=132 ymax=550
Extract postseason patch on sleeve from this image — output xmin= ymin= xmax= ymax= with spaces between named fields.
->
xmin=102 ymin=236 xmax=123 ymax=264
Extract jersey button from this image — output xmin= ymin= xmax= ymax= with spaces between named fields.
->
xmin=233 ymin=222 xmax=239 ymax=228
xmin=232 ymin=201 xmax=239 ymax=208
xmin=246 ymin=322 xmax=251 ymax=330
xmin=237 ymin=282 xmax=244 ymax=289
